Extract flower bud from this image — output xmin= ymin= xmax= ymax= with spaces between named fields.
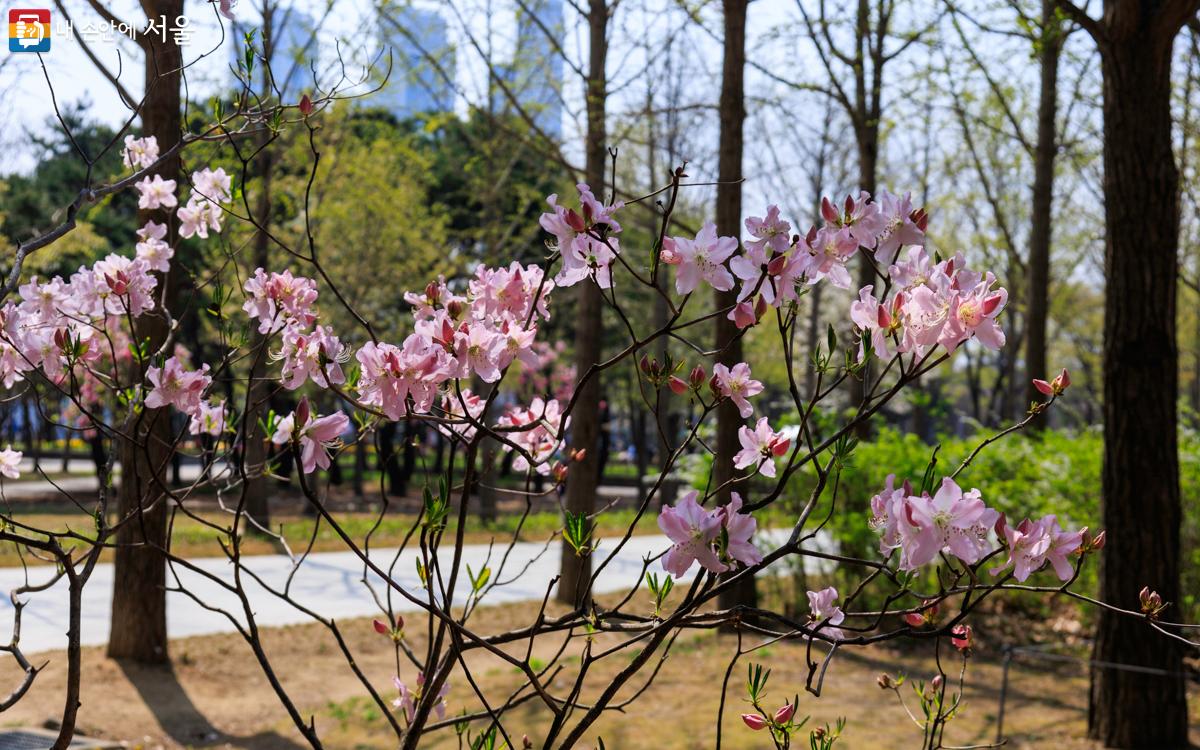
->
xmin=295 ymin=397 xmax=311 ymax=428
xmin=877 ymin=673 xmax=894 ymax=689
xmin=659 ymin=237 xmax=681 ymax=265
xmin=668 ymin=376 xmax=688 ymax=395
xmin=931 ymin=675 xmax=944 ymax=691
xmin=820 ymin=197 xmax=839 ymax=225
xmin=523 ymin=735 xmax=533 ymax=749
xmin=446 ymin=300 xmax=464 ymax=320
xmin=767 ymin=254 xmax=788 ymax=276
xmin=730 ymin=301 xmax=756 ymax=329
xmin=1089 ymin=530 xmax=1106 ymax=551
xmin=571 ymin=448 xmax=587 ymax=463
xmin=299 ymin=93 xmax=314 ymax=116
xmin=951 ymin=624 xmax=973 ymax=652
xmin=741 ymin=713 xmax=768 ymax=731
xmin=639 ymin=354 xmax=653 ymax=376
xmin=689 ymin=364 xmax=706 ymax=389
xmin=565 ymin=209 xmax=586 ymax=233
xmin=373 ymin=619 xmax=389 ymax=635
xmin=773 ymin=703 xmax=795 ymax=724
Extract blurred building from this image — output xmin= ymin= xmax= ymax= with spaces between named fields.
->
xmin=502 ymin=0 xmax=564 ymax=140
xmin=229 ymin=5 xmax=317 ymax=99
xmin=375 ymin=4 xmax=456 ymax=119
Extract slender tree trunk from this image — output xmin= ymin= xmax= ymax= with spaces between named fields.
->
xmin=1025 ymin=0 xmax=1060 ymax=425
xmin=107 ymin=0 xmax=183 ymax=663
xmin=556 ymin=0 xmax=607 ymax=607
xmin=714 ymin=0 xmax=755 ymax=618
xmin=1088 ymin=8 xmax=1191 ymax=745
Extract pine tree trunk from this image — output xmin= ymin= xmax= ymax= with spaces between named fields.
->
xmin=556 ymin=0 xmax=607 ymax=607
xmin=1024 ymin=0 xmax=1060 ymax=424
xmin=714 ymin=0 xmax=756 ymax=618
xmin=107 ymin=0 xmax=183 ymax=663
xmin=1088 ymin=8 xmax=1191 ymax=745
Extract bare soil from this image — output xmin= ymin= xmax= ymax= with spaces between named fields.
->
xmin=5 ymin=596 xmax=1193 ymax=749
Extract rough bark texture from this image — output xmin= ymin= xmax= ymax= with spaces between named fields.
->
xmin=1023 ymin=0 xmax=1061 ymax=423
xmin=1087 ymin=2 xmax=1196 ymax=745
xmin=714 ymin=0 xmax=756 ymax=617
xmin=556 ymin=0 xmax=607 ymax=607
xmin=107 ymin=0 xmax=183 ymax=663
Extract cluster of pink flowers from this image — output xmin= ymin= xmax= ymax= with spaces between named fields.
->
xmin=356 ymin=263 xmax=553 ymax=422
xmin=496 ymin=397 xmax=568 ymax=475
xmin=869 ymin=475 xmax=1086 ymax=581
xmin=392 ymin=672 xmax=448 ymax=723
xmin=806 ymin=586 xmax=846 ymax=640
xmin=144 ymin=356 xmax=211 ymax=414
xmin=178 ymin=168 xmax=232 ymax=239
xmin=733 ymin=417 xmax=790 ymax=478
xmin=851 ymin=247 xmax=1007 ymax=357
xmin=122 ymin=135 xmax=159 ymax=170
xmin=657 ymin=491 xmax=762 ymax=577
xmin=656 ymin=191 xmax=930 ymax=331
xmin=539 ymin=184 xmax=624 ymax=289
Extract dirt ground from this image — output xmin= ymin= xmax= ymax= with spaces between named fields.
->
xmin=5 ymin=594 xmax=1193 ymax=750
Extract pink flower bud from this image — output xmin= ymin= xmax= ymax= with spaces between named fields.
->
xmin=754 ymin=295 xmax=768 ymax=321
xmin=770 ymin=437 xmax=791 ymax=457
xmin=373 ymin=619 xmax=390 ymax=635
xmin=877 ymin=673 xmax=894 ymax=689
xmin=295 ymin=397 xmax=311 ymax=428
xmin=730 ymin=301 xmax=756 ymax=329
xmin=1090 ymin=530 xmax=1106 ymax=550
xmin=689 ymin=364 xmax=706 ymax=389
xmin=299 ymin=94 xmax=314 ymax=116
xmin=565 ymin=209 xmax=586 ymax=233
xmin=951 ymin=624 xmax=973 ymax=652
xmin=668 ymin=376 xmax=688 ymax=395
xmin=1032 ymin=378 xmax=1054 ymax=396
xmin=773 ymin=703 xmax=795 ymax=724
xmin=821 ymin=197 xmax=839 ymax=225
xmin=741 ymin=713 xmax=768 ymax=731
xmin=911 ymin=208 xmax=929 ymax=232
xmin=523 ymin=735 xmax=532 ymax=749
xmin=903 ymin=612 xmax=926 ymax=628
xmin=931 ymin=675 xmax=944 ymax=691
xmin=767 ymin=254 xmax=788 ymax=275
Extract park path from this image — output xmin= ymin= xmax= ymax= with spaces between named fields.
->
xmin=3 ymin=530 xmax=823 ymax=655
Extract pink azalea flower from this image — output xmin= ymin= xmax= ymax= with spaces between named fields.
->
xmin=721 ymin=492 xmax=762 ymax=568
xmin=951 ymin=624 xmax=973 ymax=651
xmin=869 ymin=190 xmax=925 ymax=260
xmin=900 ymin=478 xmax=1000 ymax=570
xmin=0 ymin=447 xmax=22 ymax=479
xmin=868 ymin=474 xmax=911 ymax=555
xmin=122 ymin=135 xmax=159 ymax=170
xmin=744 ymin=204 xmax=792 ymax=256
xmin=277 ymin=324 xmax=348 ymax=390
xmin=806 ymin=586 xmax=845 ymax=640
xmin=188 ymin=399 xmax=227 ymax=437
xmin=733 ymin=417 xmax=790 ymax=478
xmin=662 ymin=221 xmax=738 ymax=294
xmin=135 ymin=220 xmax=172 ymax=272
xmin=805 ymin=225 xmax=858 ymax=288
xmin=144 ymin=356 xmax=211 ymax=415
xmin=271 ymin=403 xmax=350 ymax=474
xmin=658 ymin=490 xmax=726 ymax=577
xmin=243 ymin=268 xmax=320 ymax=333
xmin=541 ymin=185 xmax=623 ymax=289
xmin=135 ymin=174 xmax=177 ymax=210
xmin=711 ymin=362 xmax=763 ymax=418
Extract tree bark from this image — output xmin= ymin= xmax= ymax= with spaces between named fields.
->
xmin=556 ymin=0 xmax=607 ymax=607
xmin=1024 ymin=0 xmax=1061 ymax=425
xmin=107 ymin=0 xmax=183 ymax=663
xmin=1087 ymin=3 xmax=1195 ymax=745
xmin=714 ymin=0 xmax=756 ymax=618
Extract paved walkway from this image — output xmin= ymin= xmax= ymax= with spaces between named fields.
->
xmin=4 ymin=529 xmax=824 ymax=654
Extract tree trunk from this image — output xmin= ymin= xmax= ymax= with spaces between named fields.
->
xmin=1088 ymin=8 xmax=1191 ymax=746
xmin=556 ymin=0 xmax=607 ymax=607
xmin=1024 ymin=0 xmax=1060 ymax=425
xmin=107 ymin=0 xmax=183 ymax=663
xmin=714 ymin=0 xmax=756 ymax=619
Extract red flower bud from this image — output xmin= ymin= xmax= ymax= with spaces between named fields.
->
xmin=668 ymin=376 xmax=688 ymax=395
xmin=689 ymin=364 xmax=706 ymax=389
xmin=373 ymin=619 xmax=390 ymax=635
xmin=820 ymin=197 xmax=839 ymax=225
xmin=951 ymin=624 xmax=973 ymax=652
xmin=299 ymin=93 xmax=314 ymax=116
xmin=565 ymin=209 xmax=586 ymax=233
xmin=767 ymin=254 xmax=788 ymax=275
xmin=295 ymin=397 xmax=311 ymax=428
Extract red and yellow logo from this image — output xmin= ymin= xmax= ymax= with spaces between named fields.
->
xmin=8 ymin=9 xmax=50 ymax=53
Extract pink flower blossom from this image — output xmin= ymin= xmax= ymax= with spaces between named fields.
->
xmin=744 ymin=205 xmax=792 ymax=256
xmin=541 ymin=185 xmax=623 ymax=289
xmin=122 ymin=135 xmax=159 ymax=170
xmin=720 ymin=492 xmax=762 ymax=568
xmin=135 ymin=174 xmax=177 ymax=210
xmin=804 ymin=225 xmax=858 ymax=288
xmin=658 ymin=490 xmax=726 ymax=577
xmin=869 ymin=191 xmax=925 ymax=260
xmin=711 ymin=362 xmax=763 ymax=418
xmin=135 ymin=220 xmax=172 ymax=272
xmin=951 ymin=624 xmax=973 ymax=652
xmin=1033 ymin=368 xmax=1071 ymax=397
xmin=901 ymin=478 xmax=1000 ymax=569
xmin=991 ymin=515 xmax=1084 ymax=582
xmin=271 ymin=403 xmax=349 ymax=474
xmin=806 ymin=586 xmax=845 ymax=640
xmin=662 ymin=221 xmax=738 ymax=294
xmin=733 ymin=417 xmax=790 ymax=478
xmin=188 ymin=400 xmax=227 ymax=437
xmin=0 ymin=447 xmax=22 ymax=479
xmin=356 ymin=338 xmax=446 ymax=419
xmin=144 ymin=356 xmax=211 ymax=415
xmin=243 ymin=269 xmax=320 ymax=333
xmin=277 ymin=325 xmax=348 ymax=389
